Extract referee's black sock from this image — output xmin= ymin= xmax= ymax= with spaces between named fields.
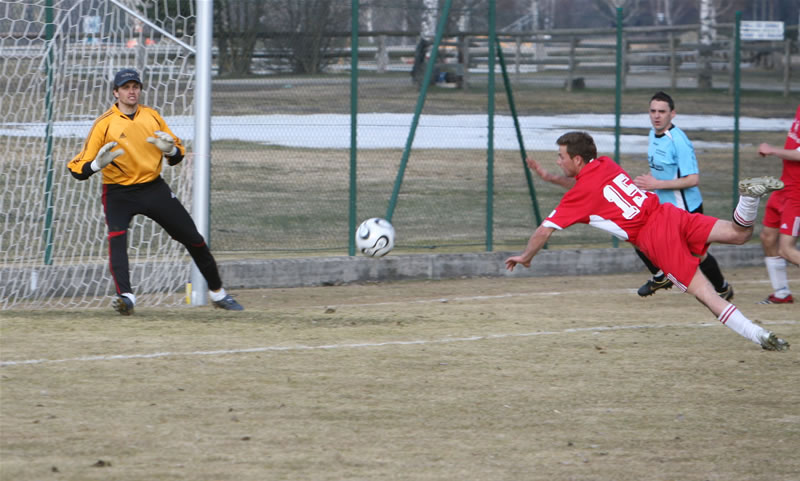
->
xmin=635 ymin=248 xmax=661 ymax=276
xmin=700 ymin=254 xmax=727 ymax=292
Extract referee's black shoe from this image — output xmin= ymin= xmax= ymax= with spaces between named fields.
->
xmin=716 ymin=283 xmax=734 ymax=301
xmin=637 ymin=276 xmax=673 ymax=297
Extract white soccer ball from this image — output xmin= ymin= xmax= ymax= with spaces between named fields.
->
xmin=355 ymin=217 xmax=395 ymax=257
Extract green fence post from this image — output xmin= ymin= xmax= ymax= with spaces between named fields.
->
xmin=385 ymin=0 xmax=454 ymax=223
xmin=497 ymin=43 xmax=542 ymax=227
xmin=348 ymin=0 xmax=359 ymax=255
xmin=486 ymin=0 xmax=496 ymax=251
xmin=614 ymin=7 xmax=622 ymax=165
xmin=732 ymin=11 xmax=742 ymax=210
xmin=612 ymin=6 xmax=623 ymax=248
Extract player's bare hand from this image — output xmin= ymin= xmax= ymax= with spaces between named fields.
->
xmin=633 ymin=174 xmax=657 ymax=191
xmin=505 ymin=256 xmax=531 ymax=271
xmin=757 ymin=143 xmax=775 ymax=157
xmin=527 ymin=157 xmax=548 ymax=179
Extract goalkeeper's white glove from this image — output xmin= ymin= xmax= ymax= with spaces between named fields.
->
xmin=147 ymin=130 xmax=178 ymax=156
xmin=90 ymin=141 xmax=124 ymax=172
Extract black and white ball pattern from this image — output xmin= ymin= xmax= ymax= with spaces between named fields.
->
xmin=355 ymin=217 xmax=396 ymax=257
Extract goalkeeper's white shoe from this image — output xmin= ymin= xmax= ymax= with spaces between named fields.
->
xmin=113 ymin=295 xmax=135 ymax=316
xmin=738 ymin=177 xmax=783 ymax=197
xmin=759 ymin=331 xmax=790 ymax=352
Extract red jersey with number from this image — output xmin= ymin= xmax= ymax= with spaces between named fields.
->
xmin=780 ymin=104 xmax=800 ymax=196
xmin=542 ymin=156 xmax=661 ymax=245
xmin=542 ymin=156 xmax=718 ymax=289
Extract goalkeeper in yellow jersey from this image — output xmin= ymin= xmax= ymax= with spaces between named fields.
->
xmin=68 ymin=68 xmax=243 ymax=314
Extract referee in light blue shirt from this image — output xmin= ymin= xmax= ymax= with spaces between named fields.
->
xmin=632 ymin=91 xmax=733 ymax=300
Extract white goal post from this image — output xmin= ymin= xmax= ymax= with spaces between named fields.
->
xmin=0 ymin=0 xmax=199 ymax=310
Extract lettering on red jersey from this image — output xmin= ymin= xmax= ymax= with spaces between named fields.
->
xmin=603 ymin=173 xmax=648 ymax=219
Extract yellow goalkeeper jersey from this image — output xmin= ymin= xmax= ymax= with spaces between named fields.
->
xmin=68 ymin=103 xmax=185 ymax=185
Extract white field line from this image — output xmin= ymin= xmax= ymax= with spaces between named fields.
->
xmin=307 ymin=279 xmax=774 ymax=309
xmin=310 ymin=291 xmax=563 ymax=309
xmin=1 ymin=320 xmax=795 ymax=368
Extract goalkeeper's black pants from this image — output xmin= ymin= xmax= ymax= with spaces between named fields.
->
xmin=102 ymin=177 xmax=223 ymax=295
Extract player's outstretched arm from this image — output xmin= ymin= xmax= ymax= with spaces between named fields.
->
xmin=527 ymin=157 xmax=575 ymax=190
xmin=505 ymin=225 xmax=555 ymax=271
xmin=758 ymin=143 xmax=800 ymax=162
xmin=634 ymin=173 xmax=699 ymax=191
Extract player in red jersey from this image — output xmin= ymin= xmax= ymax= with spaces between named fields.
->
xmin=755 ymin=104 xmax=800 ymax=304
xmin=505 ymin=132 xmax=789 ymax=351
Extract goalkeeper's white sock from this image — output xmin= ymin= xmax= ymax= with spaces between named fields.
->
xmin=718 ymin=304 xmax=766 ymax=345
xmin=209 ymin=288 xmax=227 ymax=302
xmin=765 ymin=256 xmax=792 ymax=298
xmin=733 ymin=195 xmax=760 ymax=227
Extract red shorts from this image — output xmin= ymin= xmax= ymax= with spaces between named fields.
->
xmin=635 ymin=203 xmax=717 ymax=291
xmin=762 ymin=188 xmax=800 ymax=237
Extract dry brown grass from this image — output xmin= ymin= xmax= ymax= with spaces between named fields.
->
xmin=2 ymin=267 xmax=798 ymax=481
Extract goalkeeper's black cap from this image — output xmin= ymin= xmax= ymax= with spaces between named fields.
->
xmin=113 ymin=68 xmax=142 ymax=88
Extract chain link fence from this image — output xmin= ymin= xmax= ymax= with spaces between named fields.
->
xmin=207 ymin=23 xmax=798 ymax=258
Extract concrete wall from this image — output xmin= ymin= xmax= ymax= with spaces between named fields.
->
xmin=218 ymin=243 xmax=766 ymax=289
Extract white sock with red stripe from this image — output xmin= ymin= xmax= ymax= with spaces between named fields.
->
xmin=718 ymin=304 xmax=767 ymax=345
xmin=732 ymin=195 xmax=760 ymax=227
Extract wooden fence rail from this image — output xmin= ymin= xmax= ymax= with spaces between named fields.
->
xmin=339 ymin=25 xmax=796 ymax=96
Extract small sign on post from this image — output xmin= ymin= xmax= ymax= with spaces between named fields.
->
xmin=741 ymin=21 xmax=784 ymax=41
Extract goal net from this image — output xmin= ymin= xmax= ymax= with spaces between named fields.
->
xmin=0 ymin=0 xmax=196 ymax=310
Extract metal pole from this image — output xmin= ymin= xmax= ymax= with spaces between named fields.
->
xmin=732 ymin=11 xmax=742 ymax=209
xmin=109 ymin=0 xmax=195 ymax=53
xmin=385 ymin=0 xmax=454 ymax=222
xmin=43 ymin=0 xmax=55 ymax=265
xmin=614 ymin=7 xmax=622 ymax=165
xmin=612 ymin=7 xmax=623 ymax=249
xmin=191 ymin=0 xmax=212 ymax=305
xmin=486 ymin=0 xmax=496 ymax=251
xmin=348 ymin=0 xmax=359 ymax=256
xmin=497 ymin=44 xmax=542 ymax=227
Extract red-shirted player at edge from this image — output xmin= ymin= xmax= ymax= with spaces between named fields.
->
xmin=755 ymin=104 xmax=800 ymax=305
xmin=505 ymin=131 xmax=789 ymax=351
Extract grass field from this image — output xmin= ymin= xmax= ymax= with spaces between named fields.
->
xmin=1 ymin=267 xmax=798 ymax=481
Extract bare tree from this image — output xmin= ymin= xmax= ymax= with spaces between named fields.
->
xmin=589 ymin=0 xmax=644 ymax=24
xmin=530 ymin=0 xmax=540 ymax=30
xmin=213 ymin=0 xmax=267 ymax=76
xmin=421 ymin=0 xmax=438 ymax=40
xmin=266 ymin=0 xmax=350 ymax=75
xmin=696 ymin=0 xmax=715 ymax=88
xmin=654 ymin=0 xmax=694 ymax=26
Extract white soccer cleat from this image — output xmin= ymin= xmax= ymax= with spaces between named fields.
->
xmin=738 ymin=177 xmax=784 ymax=197
xmin=759 ymin=331 xmax=790 ymax=352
